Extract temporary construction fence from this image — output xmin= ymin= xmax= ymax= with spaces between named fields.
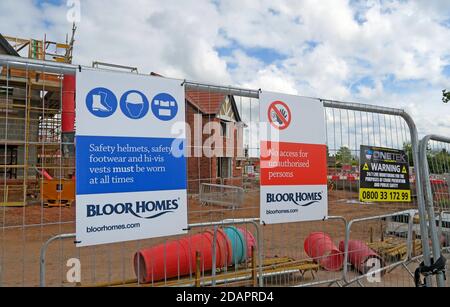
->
xmin=199 ymin=184 xmax=244 ymax=209
xmin=39 ymin=218 xmax=263 ymax=287
xmin=341 ymin=210 xmax=421 ymax=287
xmin=0 ymin=54 xmax=447 ymax=287
xmin=419 ymin=135 xmax=450 ymax=287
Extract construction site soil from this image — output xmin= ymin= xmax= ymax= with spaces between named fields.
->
xmin=1 ymin=189 xmax=446 ymax=287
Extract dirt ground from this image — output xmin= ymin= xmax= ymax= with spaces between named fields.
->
xmin=0 ymin=189 xmax=444 ymax=287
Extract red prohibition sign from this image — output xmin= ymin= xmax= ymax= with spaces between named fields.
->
xmin=268 ymin=101 xmax=292 ymax=130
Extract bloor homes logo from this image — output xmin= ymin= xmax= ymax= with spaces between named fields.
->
xmin=86 ymin=198 xmax=180 ymax=219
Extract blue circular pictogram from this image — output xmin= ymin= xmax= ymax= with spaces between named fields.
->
xmin=151 ymin=93 xmax=178 ymax=121
xmin=86 ymin=87 xmax=118 ymax=118
xmin=120 ymin=90 xmax=150 ymax=120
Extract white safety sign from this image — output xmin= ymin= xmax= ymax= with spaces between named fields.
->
xmin=75 ymin=69 xmax=188 ymax=247
xmin=260 ymin=92 xmax=328 ymax=224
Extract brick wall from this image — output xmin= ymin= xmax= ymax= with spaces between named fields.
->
xmin=186 ymin=103 xmax=243 ymax=194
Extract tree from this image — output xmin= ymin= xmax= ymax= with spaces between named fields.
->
xmin=334 ymin=146 xmax=359 ymax=167
xmin=428 ymin=149 xmax=450 ymax=174
xmin=443 ymin=90 xmax=450 ymax=104
xmin=335 ymin=146 xmax=353 ymax=165
xmin=403 ymin=143 xmax=414 ymax=167
xmin=401 ymin=143 xmax=449 ymax=173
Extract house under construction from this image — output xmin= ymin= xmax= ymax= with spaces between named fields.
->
xmin=0 ymin=27 xmax=77 ymax=207
xmin=0 ymin=25 xmax=248 ymax=207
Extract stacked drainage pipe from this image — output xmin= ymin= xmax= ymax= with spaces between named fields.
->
xmin=62 ymin=75 xmax=76 ymax=133
xmin=304 ymin=232 xmax=344 ymax=271
xmin=338 ymin=240 xmax=384 ymax=275
xmin=134 ymin=227 xmax=256 ymax=283
xmin=62 ymin=75 xmax=76 ymax=158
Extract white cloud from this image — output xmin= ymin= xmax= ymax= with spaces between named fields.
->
xmin=0 ymin=0 xmax=449 ymax=138
xmin=70 ymin=0 xmax=231 ymax=84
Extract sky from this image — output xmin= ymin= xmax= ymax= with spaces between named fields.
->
xmin=1 ymin=0 xmax=450 ymax=143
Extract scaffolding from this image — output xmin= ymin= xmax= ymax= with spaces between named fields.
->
xmin=0 ymin=26 xmax=76 ymax=207
xmin=3 ymin=23 xmax=76 ymax=64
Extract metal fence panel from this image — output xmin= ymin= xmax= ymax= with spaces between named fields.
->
xmin=0 ymin=54 xmax=439 ymax=287
xmin=419 ymin=135 xmax=450 ymax=287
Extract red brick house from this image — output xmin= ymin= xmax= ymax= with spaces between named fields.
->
xmin=185 ymin=90 xmax=245 ymax=193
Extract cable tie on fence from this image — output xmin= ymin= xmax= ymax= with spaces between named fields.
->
xmin=181 ymin=79 xmax=186 ymax=87
xmin=78 ymin=65 xmax=82 ymax=73
xmin=414 ymin=256 xmax=447 ymax=287
xmin=74 ymin=240 xmax=82 ymax=244
xmin=262 ymin=221 xmax=266 ymax=226
xmin=183 ymin=227 xmax=191 ymax=231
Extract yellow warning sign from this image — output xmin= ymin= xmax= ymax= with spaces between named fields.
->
xmin=359 ymin=145 xmax=411 ymax=203
xmin=363 ymin=163 xmax=369 ymax=171
xmin=360 ymin=188 xmax=411 ymax=202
